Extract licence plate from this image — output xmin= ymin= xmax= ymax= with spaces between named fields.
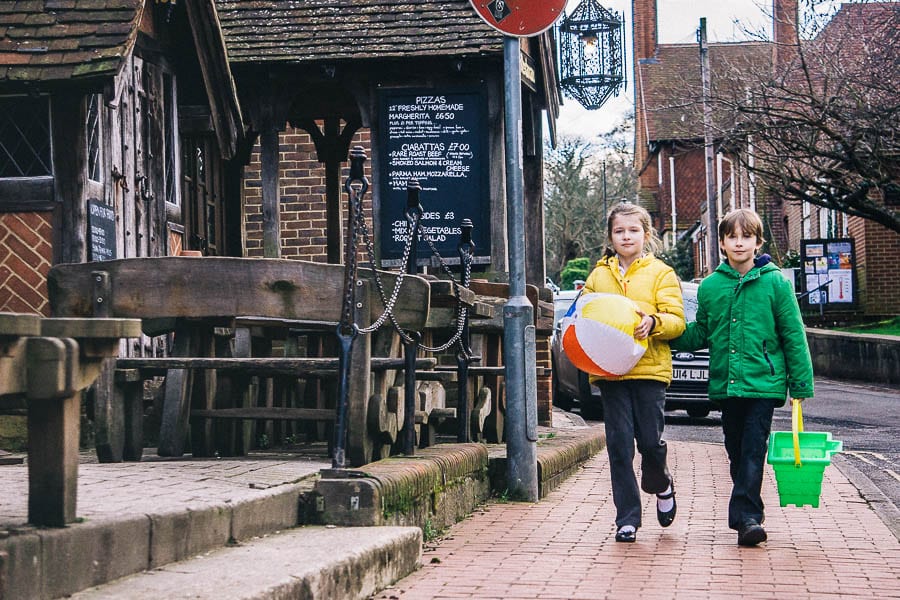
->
xmin=673 ymin=368 xmax=708 ymax=381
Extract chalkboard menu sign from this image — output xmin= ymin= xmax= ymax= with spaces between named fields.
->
xmin=377 ymin=88 xmax=491 ymax=267
xmin=87 ymin=198 xmax=116 ymax=262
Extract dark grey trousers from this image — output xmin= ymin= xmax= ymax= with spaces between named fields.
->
xmin=720 ymin=397 xmax=777 ymax=530
xmin=598 ymin=379 xmax=672 ymax=528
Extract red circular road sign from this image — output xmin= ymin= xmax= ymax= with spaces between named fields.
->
xmin=469 ymin=0 xmax=566 ymax=37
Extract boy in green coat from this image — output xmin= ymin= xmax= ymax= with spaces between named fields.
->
xmin=673 ymin=208 xmax=814 ymax=546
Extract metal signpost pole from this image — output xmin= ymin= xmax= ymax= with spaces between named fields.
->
xmin=469 ymin=0 xmax=565 ymax=502
xmin=502 ymin=35 xmax=538 ymax=501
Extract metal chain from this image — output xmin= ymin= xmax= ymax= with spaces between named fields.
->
xmin=415 ymin=229 xmax=471 ymax=354
xmin=339 ymin=166 xmax=473 ymax=356
xmin=355 ymin=202 xmax=417 ymax=340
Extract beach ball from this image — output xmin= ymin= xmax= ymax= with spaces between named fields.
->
xmin=560 ymin=292 xmax=648 ymax=376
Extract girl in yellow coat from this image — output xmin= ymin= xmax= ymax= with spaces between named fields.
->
xmin=583 ymin=202 xmax=685 ymax=542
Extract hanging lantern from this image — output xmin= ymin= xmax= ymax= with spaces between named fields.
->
xmin=557 ymin=0 xmax=626 ymax=110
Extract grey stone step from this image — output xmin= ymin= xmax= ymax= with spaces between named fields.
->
xmin=69 ymin=525 xmax=421 ymax=600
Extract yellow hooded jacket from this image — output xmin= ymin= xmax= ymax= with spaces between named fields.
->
xmin=583 ymin=254 xmax=685 ymax=385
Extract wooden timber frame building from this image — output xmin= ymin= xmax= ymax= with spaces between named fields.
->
xmin=1 ymin=0 xmax=560 ymax=313
xmin=214 ymin=0 xmax=560 ymax=285
xmin=0 ymin=0 xmax=245 ymax=316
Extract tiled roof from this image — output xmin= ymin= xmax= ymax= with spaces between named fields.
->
xmin=0 ymin=0 xmax=142 ymax=86
xmin=638 ymin=42 xmax=771 ymax=142
xmin=810 ymin=2 xmax=897 ymax=66
xmin=214 ymin=0 xmax=505 ymax=64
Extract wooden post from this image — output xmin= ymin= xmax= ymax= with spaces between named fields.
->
xmin=260 ymin=126 xmax=282 ymax=258
xmin=27 ymin=394 xmax=81 ymax=527
xmin=25 ymin=336 xmax=82 ymax=527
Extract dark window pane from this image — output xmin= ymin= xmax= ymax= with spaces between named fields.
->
xmin=0 ymin=96 xmax=52 ymax=177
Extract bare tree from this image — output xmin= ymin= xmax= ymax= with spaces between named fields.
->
xmin=718 ymin=1 xmax=900 ymax=232
xmin=544 ymin=116 xmax=637 ymax=281
xmin=544 ymin=136 xmax=596 ymax=280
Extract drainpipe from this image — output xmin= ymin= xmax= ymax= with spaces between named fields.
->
xmin=669 ymin=156 xmax=677 ymax=240
xmin=716 ymin=152 xmax=723 ymax=217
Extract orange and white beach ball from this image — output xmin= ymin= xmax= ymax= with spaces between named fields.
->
xmin=560 ymin=292 xmax=648 ymax=377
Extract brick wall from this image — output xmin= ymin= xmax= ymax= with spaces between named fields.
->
xmin=0 ymin=212 xmax=53 ymax=316
xmin=632 ymin=0 xmax=657 ymax=190
xmin=850 ymin=216 xmax=900 ymax=315
xmin=242 ymin=124 xmax=373 ymax=261
xmin=536 ymin=334 xmax=552 ymax=426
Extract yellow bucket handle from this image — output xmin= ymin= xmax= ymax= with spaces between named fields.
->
xmin=792 ymin=399 xmax=804 ymax=467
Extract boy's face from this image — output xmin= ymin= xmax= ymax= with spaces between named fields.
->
xmin=720 ymin=225 xmax=763 ymax=272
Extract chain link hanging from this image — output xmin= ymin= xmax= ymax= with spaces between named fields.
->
xmin=338 ymin=149 xmax=474 ymax=359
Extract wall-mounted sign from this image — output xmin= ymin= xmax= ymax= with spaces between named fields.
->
xmin=377 ymin=88 xmax=491 ymax=268
xmin=87 ymin=198 xmax=116 ymax=262
xmin=799 ymin=238 xmax=856 ymax=310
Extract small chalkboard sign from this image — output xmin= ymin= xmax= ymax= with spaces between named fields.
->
xmin=87 ymin=198 xmax=116 ymax=262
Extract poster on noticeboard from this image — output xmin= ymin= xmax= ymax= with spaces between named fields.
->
xmin=800 ymin=238 xmax=856 ymax=310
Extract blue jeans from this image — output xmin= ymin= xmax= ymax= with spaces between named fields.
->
xmin=599 ymin=380 xmax=671 ymax=528
xmin=720 ymin=397 xmax=778 ymax=530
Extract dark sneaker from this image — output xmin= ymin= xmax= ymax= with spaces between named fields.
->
xmin=737 ymin=520 xmax=767 ymax=546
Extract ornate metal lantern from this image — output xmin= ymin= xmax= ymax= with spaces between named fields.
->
xmin=557 ymin=0 xmax=626 ymax=110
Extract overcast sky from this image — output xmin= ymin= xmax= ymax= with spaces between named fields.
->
xmin=556 ymin=0 xmax=773 ymax=139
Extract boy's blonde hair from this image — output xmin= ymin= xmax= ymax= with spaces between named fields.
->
xmin=603 ymin=201 xmax=662 ymax=258
xmin=719 ymin=208 xmax=766 ymax=244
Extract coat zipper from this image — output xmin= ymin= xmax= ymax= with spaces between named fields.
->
xmin=762 ymin=341 xmax=776 ymax=375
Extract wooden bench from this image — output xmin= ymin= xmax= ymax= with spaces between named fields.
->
xmin=0 ymin=312 xmax=140 ymax=526
xmin=48 ymin=257 xmax=434 ymax=467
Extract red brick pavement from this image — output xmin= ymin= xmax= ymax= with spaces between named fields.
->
xmin=376 ymin=440 xmax=900 ymax=600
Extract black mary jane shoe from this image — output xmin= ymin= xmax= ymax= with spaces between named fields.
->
xmin=656 ymin=487 xmax=677 ymax=528
xmin=615 ymin=527 xmax=637 ymax=543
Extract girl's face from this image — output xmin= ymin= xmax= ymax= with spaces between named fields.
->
xmin=610 ymin=213 xmax=648 ymax=263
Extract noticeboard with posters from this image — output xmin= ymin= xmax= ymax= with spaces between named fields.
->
xmin=799 ymin=238 xmax=856 ymax=310
xmin=377 ymin=87 xmax=491 ymax=268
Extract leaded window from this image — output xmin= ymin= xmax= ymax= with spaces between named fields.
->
xmin=0 ymin=96 xmax=52 ymax=178
xmin=86 ymin=94 xmax=102 ymax=183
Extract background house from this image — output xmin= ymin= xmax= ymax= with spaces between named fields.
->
xmin=631 ymin=0 xmax=899 ymax=315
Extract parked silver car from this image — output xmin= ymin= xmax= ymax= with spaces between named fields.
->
xmin=666 ymin=281 xmax=714 ymax=418
xmin=550 ymin=281 xmax=714 ymax=419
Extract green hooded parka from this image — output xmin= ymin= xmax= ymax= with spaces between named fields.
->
xmin=672 ymin=257 xmax=813 ymax=406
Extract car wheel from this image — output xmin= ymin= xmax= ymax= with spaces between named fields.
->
xmin=578 ymin=372 xmax=604 ymax=421
xmin=551 ymin=361 xmax=574 ymax=411
xmin=687 ymin=407 xmax=710 ymax=418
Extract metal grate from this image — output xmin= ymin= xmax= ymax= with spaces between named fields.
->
xmin=0 ymin=97 xmax=52 ymax=178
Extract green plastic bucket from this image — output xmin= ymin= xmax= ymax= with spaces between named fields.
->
xmin=767 ymin=430 xmax=843 ymax=507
